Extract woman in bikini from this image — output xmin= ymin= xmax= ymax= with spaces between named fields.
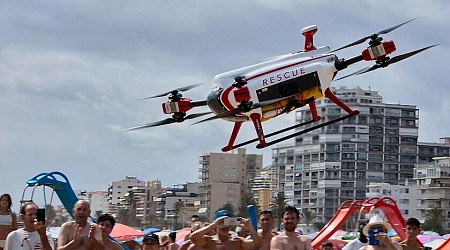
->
xmin=0 ymin=194 xmax=17 ymax=250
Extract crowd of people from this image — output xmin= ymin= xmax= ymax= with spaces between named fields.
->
xmin=0 ymin=192 xmax=435 ymax=250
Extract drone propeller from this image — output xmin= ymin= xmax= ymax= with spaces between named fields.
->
xmin=126 ymin=111 xmax=212 ymax=131
xmin=192 ymin=97 xmax=290 ymax=125
xmin=140 ymin=83 xmax=206 ymax=100
xmin=336 ymin=44 xmax=438 ymax=80
xmin=331 ymin=18 xmax=419 ymax=53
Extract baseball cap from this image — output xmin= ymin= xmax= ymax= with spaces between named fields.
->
xmin=215 ymin=210 xmax=232 ymax=219
xmin=143 ymin=233 xmax=159 ymax=243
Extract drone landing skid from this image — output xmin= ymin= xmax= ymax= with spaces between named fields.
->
xmin=221 ymin=112 xmax=358 ymax=152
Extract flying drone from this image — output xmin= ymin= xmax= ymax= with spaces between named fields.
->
xmin=127 ymin=18 xmax=436 ymax=152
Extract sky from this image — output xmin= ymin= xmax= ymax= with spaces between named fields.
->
xmin=1 ymin=0 xmax=449 ymax=211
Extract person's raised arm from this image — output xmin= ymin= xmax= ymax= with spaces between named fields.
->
xmin=191 ymin=216 xmax=226 ymax=248
xmin=240 ymin=218 xmax=262 ymax=249
xmin=35 ymin=221 xmax=54 ymax=250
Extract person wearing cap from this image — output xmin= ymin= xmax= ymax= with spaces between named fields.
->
xmin=142 ymin=233 xmax=160 ymax=250
xmin=399 ymin=218 xmax=422 ymax=250
xmin=159 ymin=232 xmax=179 ymax=250
xmin=270 ymin=206 xmax=311 ymax=250
xmin=342 ymin=221 xmax=369 ymax=250
xmin=190 ymin=209 xmax=262 ymax=250
xmin=359 ymin=215 xmax=402 ymax=250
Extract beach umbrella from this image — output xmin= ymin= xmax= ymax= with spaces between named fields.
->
xmin=175 ymin=227 xmax=192 ymax=245
xmin=143 ymin=227 xmax=161 ymax=235
xmin=110 ymin=223 xmax=144 ymax=241
xmin=424 ymin=238 xmax=447 ymax=249
xmin=418 ymin=234 xmax=443 ymax=244
xmin=422 ymin=230 xmax=440 ymax=235
xmin=443 ymin=234 xmax=450 ymax=240
xmin=331 ymin=230 xmax=348 ymax=238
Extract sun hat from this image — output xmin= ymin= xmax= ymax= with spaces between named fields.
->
xmin=362 ymin=214 xmax=392 ymax=236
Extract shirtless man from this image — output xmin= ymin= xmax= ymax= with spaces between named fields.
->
xmin=190 ymin=210 xmax=262 ymax=250
xmin=57 ymin=200 xmax=104 ymax=250
xmin=400 ymin=218 xmax=422 ymax=250
xmin=96 ymin=213 xmax=122 ymax=250
xmin=270 ymin=206 xmax=311 ymax=250
xmin=259 ymin=210 xmax=277 ymax=250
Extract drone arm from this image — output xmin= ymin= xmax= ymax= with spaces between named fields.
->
xmin=334 ymin=55 xmax=364 ymax=71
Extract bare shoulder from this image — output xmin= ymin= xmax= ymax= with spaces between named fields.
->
xmin=107 ymin=240 xmax=124 ymax=250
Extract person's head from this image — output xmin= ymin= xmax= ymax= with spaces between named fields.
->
xmin=191 ymin=222 xmax=202 ymax=233
xmin=0 ymin=194 xmax=12 ymax=212
xmin=259 ymin=210 xmax=274 ymax=232
xmin=405 ymin=217 xmax=421 ymax=239
xmin=191 ymin=214 xmax=200 ymax=223
xmin=72 ymin=200 xmax=91 ymax=225
xmin=322 ymin=241 xmax=333 ymax=250
xmin=20 ymin=202 xmax=39 ymax=230
xmin=142 ymin=233 xmax=160 ymax=250
xmin=362 ymin=215 xmax=392 ymax=236
xmin=169 ymin=231 xmax=176 ymax=242
xmin=160 ymin=234 xmax=170 ymax=246
xmin=215 ymin=210 xmax=232 ymax=237
xmin=97 ymin=213 xmax=116 ymax=235
xmin=358 ymin=221 xmax=368 ymax=241
xmin=281 ymin=206 xmax=300 ymax=232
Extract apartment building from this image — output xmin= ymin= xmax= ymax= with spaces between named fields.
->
xmin=107 ymin=176 xmax=146 ymax=205
xmin=155 ymin=182 xmax=200 ymax=228
xmin=366 ymin=180 xmax=421 ymax=220
xmin=198 ymin=148 xmax=263 ymax=220
xmin=252 ymin=167 xmax=277 ymax=210
xmin=414 ymin=156 xmax=450 ymax=231
xmin=272 ymin=86 xmax=420 ymax=222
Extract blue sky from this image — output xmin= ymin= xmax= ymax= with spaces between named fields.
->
xmin=1 ymin=0 xmax=449 ymax=210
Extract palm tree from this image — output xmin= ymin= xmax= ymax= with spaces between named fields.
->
xmin=422 ymin=207 xmax=445 ymax=233
xmin=270 ymin=192 xmax=286 ymax=230
xmin=173 ymin=200 xmax=184 ymax=229
xmin=238 ymin=193 xmax=258 ymax=217
xmin=121 ymin=190 xmax=141 ymax=226
xmin=299 ymin=208 xmax=316 ymax=226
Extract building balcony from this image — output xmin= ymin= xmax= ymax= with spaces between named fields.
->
xmin=418 ymin=194 xmax=450 ymax=199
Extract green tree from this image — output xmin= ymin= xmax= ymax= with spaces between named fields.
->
xmin=116 ymin=208 xmax=130 ymax=225
xmin=270 ymin=192 xmax=286 ymax=230
xmin=299 ymin=208 xmax=316 ymax=226
xmin=216 ymin=203 xmax=236 ymax=217
xmin=173 ymin=200 xmax=184 ymax=229
xmin=95 ymin=210 xmax=104 ymax=219
xmin=238 ymin=193 xmax=258 ymax=218
xmin=422 ymin=207 xmax=445 ymax=234
xmin=121 ymin=190 xmax=141 ymax=227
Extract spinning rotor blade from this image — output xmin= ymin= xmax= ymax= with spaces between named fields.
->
xmin=331 ymin=18 xmax=418 ymax=52
xmin=126 ymin=111 xmax=212 ymax=131
xmin=140 ymin=83 xmax=205 ymax=100
xmin=386 ymin=44 xmax=438 ymax=65
xmin=184 ymin=111 xmax=213 ymax=119
xmin=336 ymin=44 xmax=438 ymax=80
xmin=192 ymin=97 xmax=290 ymax=125
xmin=126 ymin=118 xmax=177 ymax=130
xmin=335 ymin=65 xmax=381 ymax=80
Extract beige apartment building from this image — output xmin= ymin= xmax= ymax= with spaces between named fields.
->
xmin=198 ymin=148 xmax=263 ymax=220
xmin=414 ymin=156 xmax=450 ymax=231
